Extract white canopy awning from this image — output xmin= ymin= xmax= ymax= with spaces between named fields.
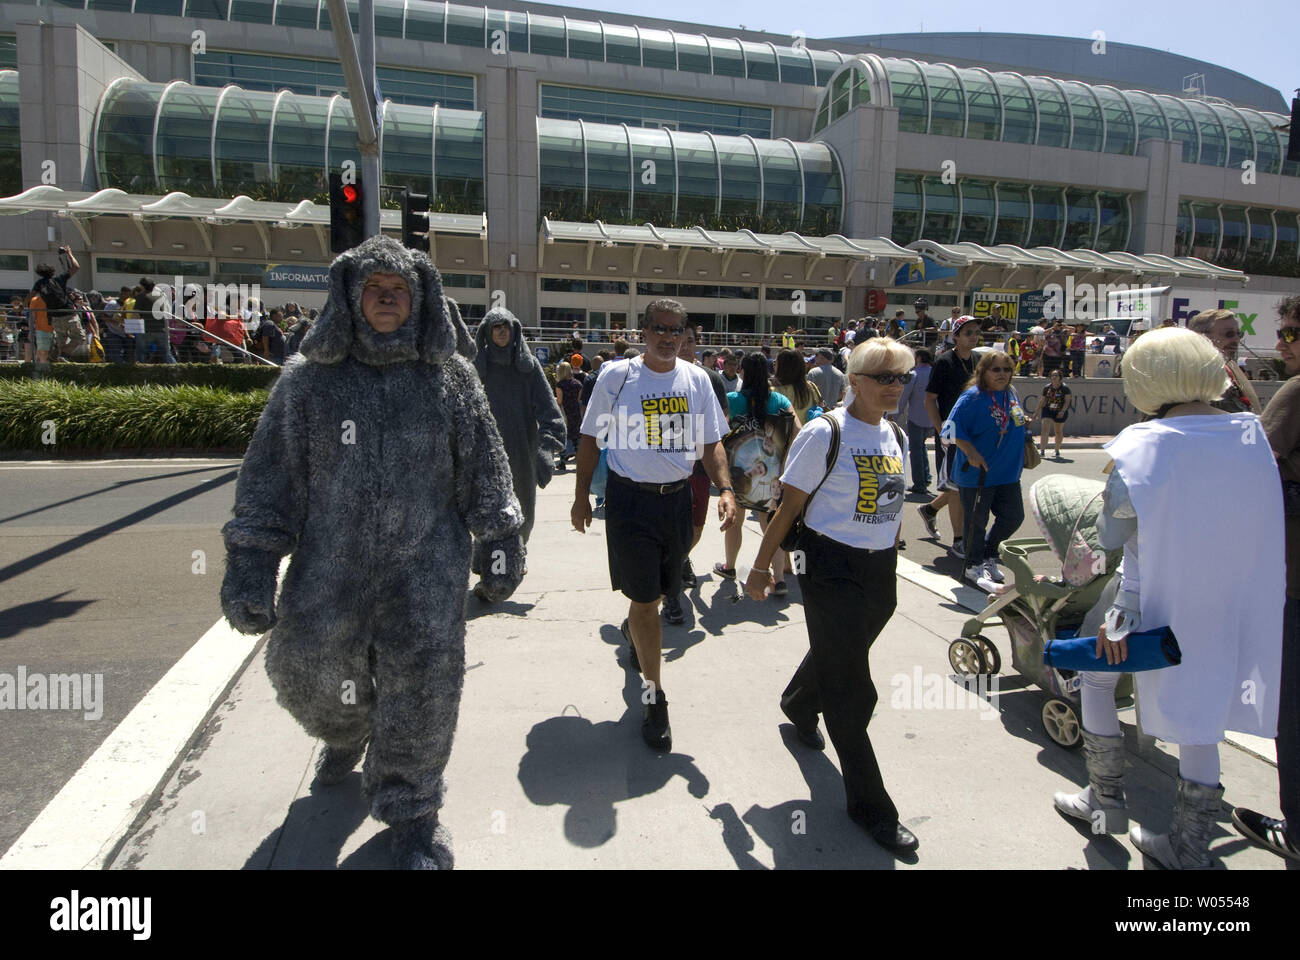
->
xmin=906 ymin=239 xmax=1247 ymax=284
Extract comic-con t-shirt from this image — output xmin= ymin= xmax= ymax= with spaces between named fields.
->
xmin=946 ymin=386 xmax=1028 ymax=487
xmin=780 ymin=409 xmax=906 ymax=550
xmin=580 ymin=356 xmax=725 ymax=484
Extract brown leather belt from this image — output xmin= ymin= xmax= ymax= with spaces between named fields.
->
xmin=609 ymin=471 xmax=688 ymax=495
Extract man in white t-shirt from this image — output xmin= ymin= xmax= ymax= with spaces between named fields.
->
xmin=573 ymin=299 xmax=737 ymax=752
xmin=938 ymin=307 xmax=959 ymax=348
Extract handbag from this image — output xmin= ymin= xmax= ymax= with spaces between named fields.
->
xmin=781 ymin=412 xmax=839 ymax=551
xmin=1024 ymin=437 xmax=1041 ymax=470
xmin=589 ymin=361 xmax=634 ymax=501
xmin=1043 ymin=626 xmax=1182 ymax=673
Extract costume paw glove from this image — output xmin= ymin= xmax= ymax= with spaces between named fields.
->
xmin=535 ymin=449 xmax=555 ymax=489
xmin=475 ymin=535 xmax=526 ymax=603
xmin=221 ymin=547 xmax=280 ymax=634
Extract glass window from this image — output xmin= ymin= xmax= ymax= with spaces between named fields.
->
xmin=740 ymin=41 xmax=777 ymax=82
xmin=271 ymin=93 xmax=329 ymax=201
xmin=528 ymin=15 xmax=565 ymax=57
xmin=229 ymin=0 xmax=273 ymax=24
xmin=1062 ymin=81 xmax=1102 ymax=152
xmin=1174 ymin=200 xmax=1192 ymax=257
xmin=97 ymin=82 xmax=163 ymax=193
xmin=1129 ymin=90 xmax=1169 ymax=146
xmin=798 ymin=142 xmax=840 ymax=235
xmin=709 ymin=38 xmax=745 ymax=78
xmin=1186 ymin=99 xmax=1226 ymax=166
xmin=133 ymin=0 xmax=185 ymax=14
xmin=1096 ymin=87 xmax=1134 ymax=155
xmin=628 ymin=127 xmax=674 ymax=224
xmin=326 ymin=97 xmax=362 ymax=192
xmin=374 ymin=0 xmax=404 ymax=38
xmin=1243 ymin=110 xmax=1281 ymax=175
xmin=992 ymin=182 xmax=1030 ymax=246
xmin=1155 ymin=96 xmax=1199 ymax=165
xmin=1095 ymin=192 xmax=1129 ymax=252
xmin=538 ymin=119 xmax=585 ymax=221
xmin=1063 ymin=188 xmax=1097 ymax=249
xmin=381 ymin=104 xmax=434 ymax=197
xmin=542 ymin=277 xmax=588 ymax=293
xmin=589 ymin=280 xmax=629 ymax=295
xmin=675 ymin=34 xmax=711 ymax=75
xmin=1027 ymin=185 xmax=1065 ymax=247
xmin=318 ymin=0 xmax=359 ymax=33
xmin=156 ymin=86 xmax=217 ymax=194
xmin=505 ymin=10 xmax=528 ymax=54
xmin=716 ymin=138 xmax=760 ymax=223
xmin=567 ymin=19 xmax=603 ymax=62
xmin=1218 ymin=205 xmax=1248 ymax=267
xmin=1190 ymin=202 xmax=1220 ymax=260
xmin=434 ymin=108 xmax=484 ymax=213
xmin=97 ymin=258 xmax=211 ymax=277
xmin=0 ymin=254 xmax=29 ymax=270
xmin=776 ymin=47 xmax=814 ymax=86
xmin=213 ymin=88 xmax=273 ymax=195
xmin=956 ymin=179 xmax=994 ymax=245
xmin=828 ymin=69 xmax=852 ymax=125
xmin=404 ymin=2 xmax=445 ymax=43
xmin=996 ymin=73 xmax=1034 ymax=144
xmin=673 ymin=131 xmax=718 ymax=223
xmin=444 ymin=4 xmax=484 ymax=47
xmin=920 ymin=176 xmax=958 ymax=243
xmin=184 ymin=0 xmax=229 ymax=18
xmin=274 ymin=0 xmax=319 ymax=28
xmin=1219 ymin=108 xmax=1253 ymax=169
xmin=603 ymin=24 xmax=640 ymax=65
xmin=1274 ymin=211 xmax=1299 ymax=267
xmin=924 ymin=63 xmax=964 ymax=138
xmin=963 ymin=70 xmax=1001 ymax=141
xmin=1027 ymin=77 xmax=1069 ymax=148
xmin=759 ymin=140 xmax=800 ymax=231
xmin=891 ymin=173 xmax=922 ymax=246
xmin=1245 ymin=208 xmax=1273 ymax=270
xmin=441 ymin=273 xmax=487 ymax=288
xmin=641 ymin=29 xmax=676 ymax=70
xmin=885 ymin=59 xmax=927 ymax=133
xmin=586 ymin=124 xmax=631 ymax=221
xmin=810 ymin=50 xmax=841 ymax=86
xmin=85 ymin=0 xmax=133 ymax=10
xmin=538 ymin=86 xmax=769 ymax=139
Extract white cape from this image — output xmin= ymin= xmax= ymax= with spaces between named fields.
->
xmin=1105 ymin=415 xmax=1284 ymax=743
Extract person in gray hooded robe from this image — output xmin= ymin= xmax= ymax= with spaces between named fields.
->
xmin=220 ymin=235 xmax=525 ymax=870
xmin=471 ymin=307 xmax=566 ymax=599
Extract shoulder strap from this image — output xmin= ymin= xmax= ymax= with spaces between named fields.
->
xmin=886 ymin=417 xmax=905 ymax=451
xmin=797 ymin=411 xmax=840 ymax=524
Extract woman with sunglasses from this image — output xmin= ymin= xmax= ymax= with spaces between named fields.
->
xmin=744 ymin=339 xmax=917 ymax=856
xmin=944 ymin=350 xmax=1028 ymax=590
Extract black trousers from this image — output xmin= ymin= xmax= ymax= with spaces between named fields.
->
xmin=781 ymin=529 xmax=900 ymax=825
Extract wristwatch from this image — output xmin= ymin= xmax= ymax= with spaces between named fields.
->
xmin=719 ymin=486 xmax=735 ymax=493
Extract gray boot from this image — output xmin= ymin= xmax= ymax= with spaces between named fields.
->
xmin=1053 ymin=730 xmax=1128 ymax=834
xmin=1130 ymin=778 xmax=1224 ymax=869
xmin=312 ymin=739 xmax=367 ymax=787
xmin=391 ymin=815 xmax=455 ymax=870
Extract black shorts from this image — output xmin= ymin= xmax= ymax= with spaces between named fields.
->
xmin=1043 ymin=408 xmax=1068 ymax=424
xmin=604 ymin=471 xmax=693 ymax=603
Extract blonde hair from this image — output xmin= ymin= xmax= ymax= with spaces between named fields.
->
xmin=1187 ymin=308 xmax=1235 ymax=336
xmin=847 ymin=338 xmax=914 ymax=376
xmin=1120 ymin=327 xmax=1228 ymax=415
xmin=556 ymin=361 xmax=573 ymax=381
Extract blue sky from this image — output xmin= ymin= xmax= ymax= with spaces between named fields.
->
xmin=558 ymin=0 xmax=1296 ymax=108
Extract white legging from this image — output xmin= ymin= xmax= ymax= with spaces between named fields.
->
xmin=1079 ymin=670 xmax=1221 ymax=787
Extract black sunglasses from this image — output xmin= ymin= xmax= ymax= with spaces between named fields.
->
xmin=647 ymin=323 xmax=685 ymax=336
xmin=1278 ymin=327 xmax=1300 ymax=344
xmin=856 ymin=372 xmax=915 ymax=385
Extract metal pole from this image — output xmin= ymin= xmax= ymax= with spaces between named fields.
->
xmin=324 ymin=0 xmax=381 ymax=238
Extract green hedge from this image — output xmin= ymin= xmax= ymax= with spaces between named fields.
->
xmin=0 ymin=380 xmax=268 ymax=453
xmin=0 ymin=363 xmax=280 ymax=392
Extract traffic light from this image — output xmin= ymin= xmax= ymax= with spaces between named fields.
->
xmin=329 ymin=172 xmax=365 ymax=253
xmin=400 ymin=188 xmax=430 ymax=254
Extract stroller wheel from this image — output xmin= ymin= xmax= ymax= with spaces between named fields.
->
xmin=973 ymin=635 xmax=1001 ymax=675
xmin=948 ymin=638 xmax=986 ymax=678
xmin=1041 ymin=698 xmax=1083 ymax=749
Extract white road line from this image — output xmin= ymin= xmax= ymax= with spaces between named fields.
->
xmin=896 ymin=554 xmax=989 ymax=613
xmin=0 ymin=460 xmax=242 ymax=470
xmin=0 ymin=610 xmax=268 ymax=870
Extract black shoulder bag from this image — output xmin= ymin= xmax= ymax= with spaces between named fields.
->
xmin=780 ymin=412 xmax=841 ymax=551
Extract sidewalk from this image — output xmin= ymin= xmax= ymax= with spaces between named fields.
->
xmin=100 ymin=475 xmax=1287 ymax=870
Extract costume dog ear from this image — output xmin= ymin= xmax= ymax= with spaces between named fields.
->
xmin=412 ymin=255 xmax=457 ymax=366
xmin=444 ymin=295 xmax=476 ymax=362
xmin=298 ymin=249 xmax=358 ymax=365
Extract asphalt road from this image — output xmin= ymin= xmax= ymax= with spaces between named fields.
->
xmin=0 ymin=458 xmax=242 ymax=857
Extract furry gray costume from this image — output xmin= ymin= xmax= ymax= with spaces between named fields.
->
xmin=472 ymin=307 xmax=566 ymax=550
xmin=220 ymin=236 xmax=525 ymax=869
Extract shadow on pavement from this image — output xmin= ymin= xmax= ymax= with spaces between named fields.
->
xmin=243 ymin=772 xmax=383 ymax=869
xmin=0 ymin=591 xmax=96 ymax=639
xmin=691 ymin=575 xmax=795 ymax=638
xmin=710 ymin=725 xmax=903 ymax=869
xmin=465 ymin=597 xmax=536 ymax=620
xmin=516 ymin=669 xmax=709 ymax=849
xmin=0 ymin=464 xmax=237 ymax=526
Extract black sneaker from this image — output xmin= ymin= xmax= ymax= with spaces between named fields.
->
xmin=662 ymin=592 xmax=686 ymax=624
xmin=620 ymin=618 xmax=640 ymax=672
xmin=916 ymin=504 xmax=940 ymax=539
xmin=1231 ymin=808 xmax=1300 ymax=862
xmin=680 ymin=556 xmax=697 ymax=588
xmin=641 ymin=689 xmax=671 ymax=751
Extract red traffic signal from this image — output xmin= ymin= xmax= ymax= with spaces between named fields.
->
xmin=329 ymin=172 xmax=365 ymax=253
xmin=342 ymin=184 xmax=359 ymax=204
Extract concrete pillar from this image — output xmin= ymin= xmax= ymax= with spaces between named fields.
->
xmin=1133 ymin=138 xmax=1181 ymax=255
xmin=482 ymin=62 xmax=537 ymax=325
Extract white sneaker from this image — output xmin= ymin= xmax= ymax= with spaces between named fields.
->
xmin=983 ymin=559 xmax=1005 ymax=584
xmin=964 ymin=565 xmax=985 ymax=586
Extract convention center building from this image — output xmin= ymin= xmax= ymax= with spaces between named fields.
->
xmin=0 ymin=1 xmax=1296 ymax=337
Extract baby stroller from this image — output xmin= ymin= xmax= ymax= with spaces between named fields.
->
xmin=946 ymin=474 xmax=1133 ymax=749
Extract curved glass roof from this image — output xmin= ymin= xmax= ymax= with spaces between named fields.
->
xmin=40 ymin=0 xmax=845 ymax=87
xmin=538 ymin=118 xmax=842 ymax=235
xmin=814 ymin=56 xmax=1298 ymax=177
xmin=92 ymin=79 xmax=484 ymax=209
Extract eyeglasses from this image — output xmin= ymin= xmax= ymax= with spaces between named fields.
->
xmin=1278 ymin=327 xmax=1300 ymax=344
xmin=647 ymin=324 xmax=685 ymax=337
xmin=855 ymin=372 xmax=915 ymax=385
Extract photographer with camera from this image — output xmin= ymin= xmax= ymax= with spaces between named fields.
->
xmin=32 ymin=245 xmax=83 ymax=362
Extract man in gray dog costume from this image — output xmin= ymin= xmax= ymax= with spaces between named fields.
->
xmin=220 ymin=235 xmax=525 ymax=869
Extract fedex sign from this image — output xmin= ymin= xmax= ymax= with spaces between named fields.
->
xmin=1169 ymin=291 xmax=1289 ymax=352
